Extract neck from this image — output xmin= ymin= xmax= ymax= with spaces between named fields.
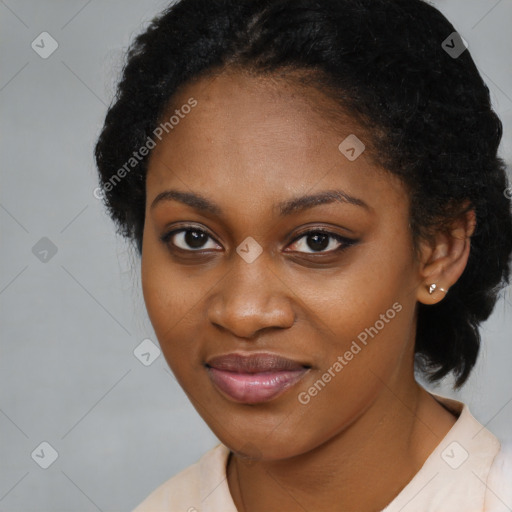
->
xmin=227 ymin=382 xmax=457 ymax=512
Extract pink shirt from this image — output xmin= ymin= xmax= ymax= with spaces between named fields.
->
xmin=133 ymin=393 xmax=512 ymax=511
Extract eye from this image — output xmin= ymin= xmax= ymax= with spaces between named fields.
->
xmin=286 ymin=229 xmax=356 ymax=254
xmin=160 ymin=226 xmax=221 ymax=252
xmin=160 ymin=225 xmax=357 ymax=255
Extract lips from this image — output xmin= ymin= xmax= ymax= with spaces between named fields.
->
xmin=205 ymin=352 xmax=310 ymax=404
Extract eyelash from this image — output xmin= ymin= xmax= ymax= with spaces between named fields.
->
xmin=159 ymin=225 xmax=357 ymax=256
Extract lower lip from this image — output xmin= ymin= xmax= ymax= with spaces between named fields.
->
xmin=206 ymin=367 xmax=309 ymax=404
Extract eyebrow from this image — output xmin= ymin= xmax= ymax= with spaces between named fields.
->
xmin=150 ymin=188 xmax=370 ymax=216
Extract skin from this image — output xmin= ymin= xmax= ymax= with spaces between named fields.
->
xmin=141 ymin=70 xmax=476 ymax=512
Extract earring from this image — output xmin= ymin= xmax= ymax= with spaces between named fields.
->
xmin=427 ymin=283 xmax=448 ymax=295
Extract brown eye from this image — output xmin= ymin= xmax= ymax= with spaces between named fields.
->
xmin=161 ymin=227 xmax=221 ymax=251
xmin=287 ymin=230 xmax=356 ymax=254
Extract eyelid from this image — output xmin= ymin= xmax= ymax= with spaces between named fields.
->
xmin=289 ymin=226 xmax=350 ymax=243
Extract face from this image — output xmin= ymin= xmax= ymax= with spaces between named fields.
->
xmin=141 ymin=71 xmax=423 ymax=461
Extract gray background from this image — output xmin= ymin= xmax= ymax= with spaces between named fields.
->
xmin=1 ymin=0 xmax=511 ymax=510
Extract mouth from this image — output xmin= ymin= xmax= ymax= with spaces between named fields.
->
xmin=205 ymin=352 xmax=311 ymax=404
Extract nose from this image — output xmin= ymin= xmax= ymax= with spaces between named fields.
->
xmin=207 ymin=252 xmax=296 ymax=339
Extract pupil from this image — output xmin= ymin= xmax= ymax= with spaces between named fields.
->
xmin=185 ymin=230 xmax=207 ymax=248
xmin=307 ymin=233 xmax=329 ymax=251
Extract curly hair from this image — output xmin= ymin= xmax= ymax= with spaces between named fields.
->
xmin=94 ymin=0 xmax=512 ymax=388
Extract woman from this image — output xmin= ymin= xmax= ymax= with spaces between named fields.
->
xmin=94 ymin=0 xmax=512 ymax=510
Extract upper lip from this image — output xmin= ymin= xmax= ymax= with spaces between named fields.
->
xmin=205 ymin=352 xmax=310 ymax=373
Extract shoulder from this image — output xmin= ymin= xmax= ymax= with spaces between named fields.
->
xmin=484 ymin=440 xmax=512 ymax=511
xmin=132 ymin=443 xmax=229 ymax=512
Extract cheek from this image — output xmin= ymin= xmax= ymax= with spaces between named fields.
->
xmin=141 ymin=269 xmax=200 ymax=388
xmin=141 ymin=237 xmax=190 ymax=351
xmin=289 ymin=301 xmax=414 ymax=447
xmin=140 ymin=238 xmax=219 ymax=381
xmin=282 ymin=234 xmax=415 ymax=342
xmin=287 ymin=232 xmax=416 ymax=404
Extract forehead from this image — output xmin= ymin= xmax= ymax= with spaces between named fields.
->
xmin=145 ymin=71 xmax=401 ymax=214
xmin=154 ymin=71 xmax=350 ymax=153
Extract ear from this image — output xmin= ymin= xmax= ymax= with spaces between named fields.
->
xmin=416 ymin=206 xmax=476 ymax=305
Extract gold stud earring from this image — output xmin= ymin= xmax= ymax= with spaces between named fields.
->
xmin=427 ymin=283 xmax=448 ymax=295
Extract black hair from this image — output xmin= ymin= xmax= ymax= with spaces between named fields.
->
xmin=94 ymin=0 xmax=512 ymax=388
